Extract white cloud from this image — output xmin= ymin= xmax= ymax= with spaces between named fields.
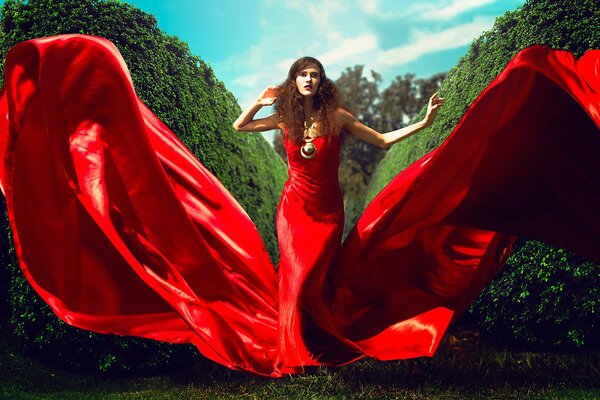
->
xmin=283 ymin=0 xmax=348 ymax=42
xmin=424 ymin=0 xmax=499 ymax=20
xmin=276 ymin=57 xmax=296 ymax=71
xmin=317 ymin=35 xmax=378 ymax=65
xmin=375 ymin=16 xmax=495 ymax=66
xmin=223 ymin=0 xmax=362 ymax=109
xmin=358 ymin=0 xmax=500 ymax=21
xmin=222 ymin=45 xmax=265 ymax=72
xmin=232 ymin=73 xmax=261 ymax=88
xmin=357 ymin=0 xmax=382 ymax=15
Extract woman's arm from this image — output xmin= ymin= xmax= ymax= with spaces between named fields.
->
xmin=232 ymin=86 xmax=280 ymax=132
xmin=340 ymin=92 xmax=444 ymax=149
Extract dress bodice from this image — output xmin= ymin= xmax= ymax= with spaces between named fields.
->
xmin=281 ymin=133 xmax=343 ymax=215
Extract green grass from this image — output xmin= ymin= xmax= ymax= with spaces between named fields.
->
xmin=1 ymin=328 xmax=598 ymax=399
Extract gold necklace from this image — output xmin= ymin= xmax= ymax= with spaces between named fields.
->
xmin=301 ymin=119 xmax=318 ymax=159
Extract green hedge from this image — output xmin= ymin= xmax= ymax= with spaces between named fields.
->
xmin=0 ymin=0 xmax=286 ymax=372
xmin=468 ymin=239 xmax=599 ymax=349
xmin=367 ymin=0 xmax=600 ymax=348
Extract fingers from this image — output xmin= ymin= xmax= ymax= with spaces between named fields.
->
xmin=430 ymin=93 xmax=445 ymax=107
xmin=264 ymin=85 xmax=281 ymax=97
xmin=259 ymin=86 xmax=280 ymax=105
xmin=427 ymin=92 xmax=445 ymax=113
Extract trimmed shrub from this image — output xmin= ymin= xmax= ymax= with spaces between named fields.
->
xmin=367 ymin=0 xmax=600 ymax=348
xmin=0 ymin=0 xmax=286 ymax=372
xmin=468 ymin=239 xmax=599 ymax=349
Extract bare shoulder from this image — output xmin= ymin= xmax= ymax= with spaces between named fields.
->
xmin=335 ymin=108 xmax=356 ymax=128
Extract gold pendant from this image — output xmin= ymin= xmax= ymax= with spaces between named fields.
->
xmin=301 ymin=120 xmax=318 ymax=159
xmin=301 ymin=141 xmax=316 ymax=159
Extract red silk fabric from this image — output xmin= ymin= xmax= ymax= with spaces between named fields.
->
xmin=0 ymin=35 xmax=598 ymax=377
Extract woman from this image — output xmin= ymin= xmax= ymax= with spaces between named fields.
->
xmin=232 ymin=56 xmax=444 ymax=148
xmin=232 ymin=56 xmax=445 ymax=368
xmin=1 ymin=35 xmax=598 ymax=377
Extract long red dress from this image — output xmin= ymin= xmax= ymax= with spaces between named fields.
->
xmin=0 ymin=35 xmax=598 ymax=377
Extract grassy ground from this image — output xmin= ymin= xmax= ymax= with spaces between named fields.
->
xmin=1 ymin=328 xmax=599 ymax=399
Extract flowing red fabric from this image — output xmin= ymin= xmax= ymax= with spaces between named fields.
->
xmin=0 ymin=35 xmax=598 ymax=377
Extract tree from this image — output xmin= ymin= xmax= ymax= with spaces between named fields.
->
xmin=335 ymin=67 xmax=445 ymax=236
xmin=335 ymin=66 xmax=386 ymax=236
xmin=379 ymin=72 xmax=446 ymax=132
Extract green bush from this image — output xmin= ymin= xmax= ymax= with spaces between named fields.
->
xmin=0 ymin=206 xmax=9 ymax=321
xmin=0 ymin=0 xmax=286 ymax=372
xmin=468 ymin=239 xmax=599 ymax=349
xmin=367 ymin=0 xmax=600 ymax=348
xmin=7 ymin=224 xmax=198 ymax=373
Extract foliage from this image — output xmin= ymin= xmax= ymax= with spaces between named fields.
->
xmin=336 ymin=66 xmax=445 ymax=237
xmin=367 ymin=0 xmax=600 ymax=347
xmin=378 ymin=72 xmax=446 ymax=133
xmin=0 ymin=207 xmax=9 ymax=321
xmin=468 ymin=239 xmax=599 ymax=348
xmin=335 ymin=66 xmax=385 ymax=237
xmin=0 ymin=0 xmax=287 ymax=373
xmin=336 ymin=65 xmax=446 ymax=233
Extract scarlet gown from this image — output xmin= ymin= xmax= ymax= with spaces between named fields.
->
xmin=0 ymin=35 xmax=598 ymax=377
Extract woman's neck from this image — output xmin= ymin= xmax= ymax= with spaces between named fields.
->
xmin=302 ymin=97 xmax=314 ymax=120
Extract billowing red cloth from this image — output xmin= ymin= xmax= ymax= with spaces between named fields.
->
xmin=0 ymin=35 xmax=598 ymax=377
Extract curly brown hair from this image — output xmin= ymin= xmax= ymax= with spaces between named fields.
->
xmin=274 ymin=56 xmax=343 ymax=144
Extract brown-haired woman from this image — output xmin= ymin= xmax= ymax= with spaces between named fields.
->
xmin=233 ymin=56 xmax=444 ymax=147
xmin=233 ymin=56 xmax=444 ymax=370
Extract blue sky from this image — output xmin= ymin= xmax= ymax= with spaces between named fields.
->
xmin=121 ymin=0 xmax=525 ymax=112
xmin=0 ymin=0 xmax=526 ymax=136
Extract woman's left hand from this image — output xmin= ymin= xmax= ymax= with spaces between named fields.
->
xmin=424 ymin=92 xmax=445 ymax=126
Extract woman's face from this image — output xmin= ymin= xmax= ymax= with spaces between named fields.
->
xmin=295 ymin=64 xmax=321 ymax=97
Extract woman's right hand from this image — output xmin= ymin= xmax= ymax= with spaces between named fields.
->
xmin=257 ymin=86 xmax=280 ymax=106
xmin=234 ymin=86 xmax=280 ymax=131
